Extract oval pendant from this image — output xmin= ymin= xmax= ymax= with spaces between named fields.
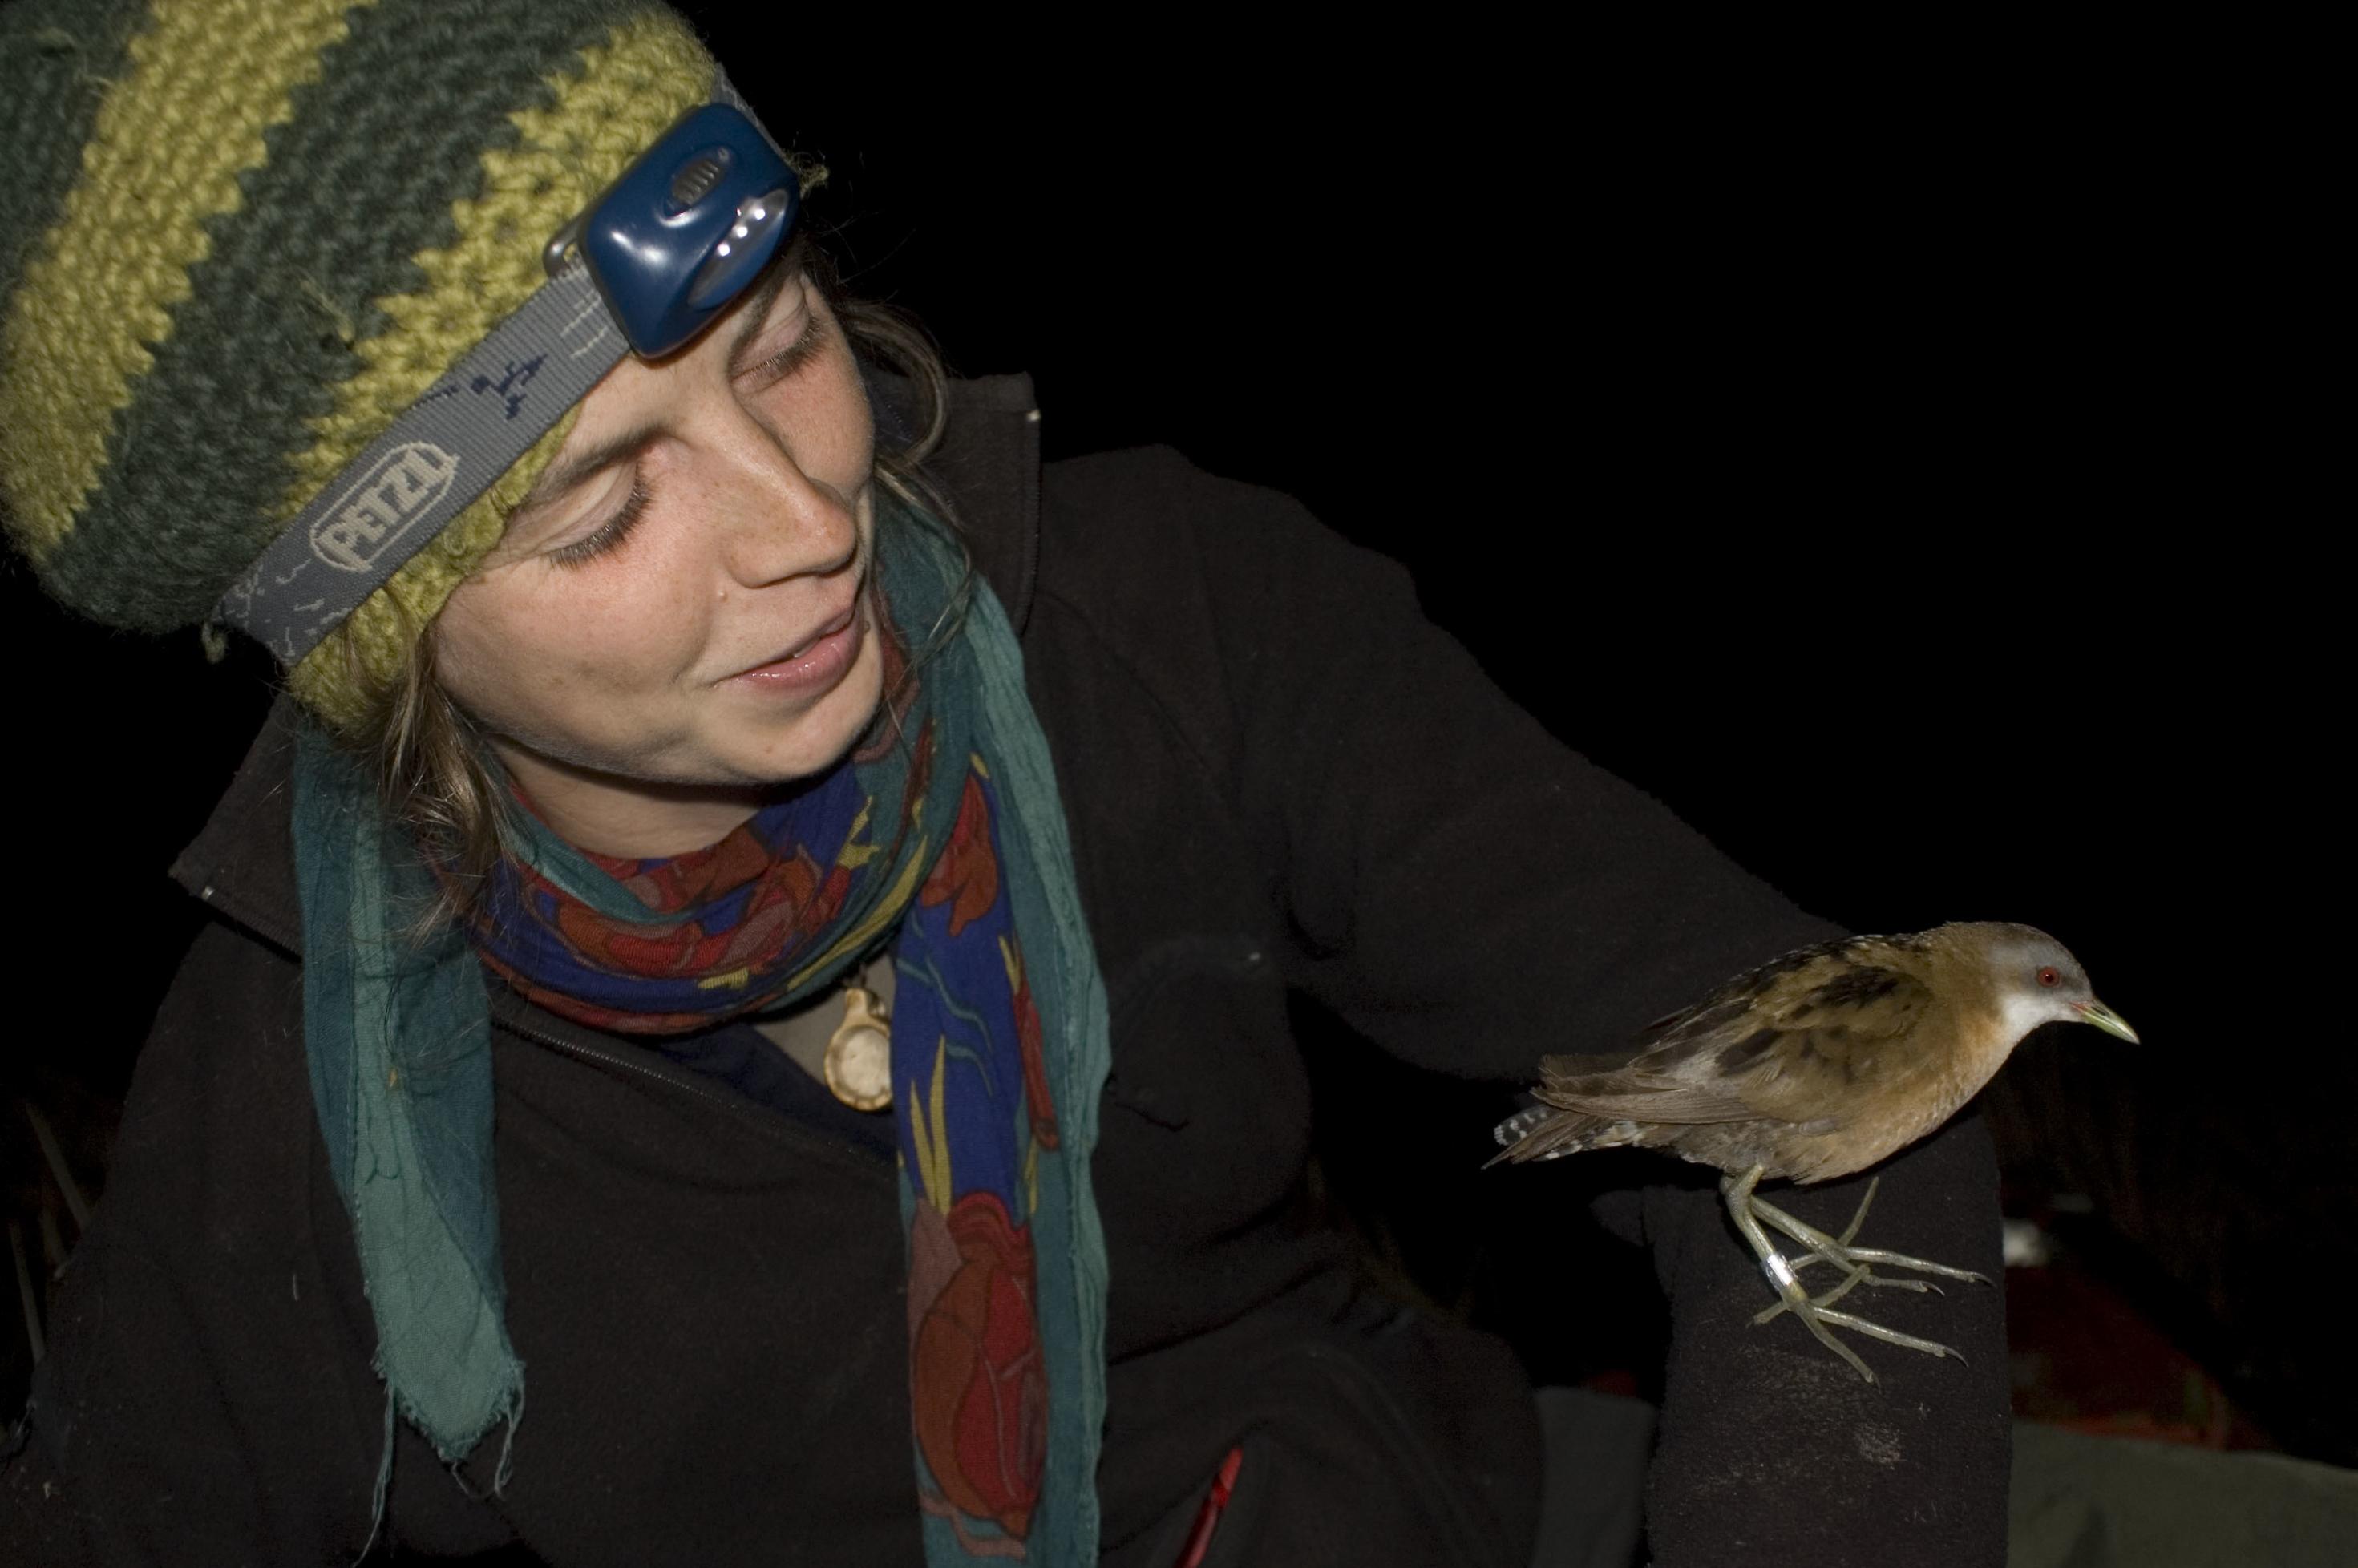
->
xmin=824 ymin=984 xmax=893 ymax=1112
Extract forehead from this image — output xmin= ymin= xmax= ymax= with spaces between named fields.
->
xmin=1995 ymin=927 xmax=2073 ymax=969
xmin=516 ymin=244 xmax=813 ymax=507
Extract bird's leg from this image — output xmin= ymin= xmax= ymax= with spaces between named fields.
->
xmin=1752 ymin=1177 xmax=1935 ymax=1324
xmin=1753 ymin=1259 xmax=1875 ymax=1324
xmin=1775 ymin=1182 xmax=1883 ymax=1312
xmin=1774 ymin=1176 xmax=1900 ymax=1295
xmin=1720 ymin=1166 xmax=1876 ymax=1382
xmin=1802 ymin=1172 xmax=1881 ymax=1261
xmin=1724 ymin=1169 xmax=1972 ymax=1373
xmin=1750 ymin=1178 xmax=1992 ymax=1287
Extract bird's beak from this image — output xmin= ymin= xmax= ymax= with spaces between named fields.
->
xmin=2071 ymin=999 xmax=2140 ymax=1044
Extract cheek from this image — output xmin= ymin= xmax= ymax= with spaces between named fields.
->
xmin=764 ymin=311 xmax=876 ymax=484
xmin=435 ymin=552 xmax=710 ymax=730
xmin=820 ymin=352 xmax=876 ymax=476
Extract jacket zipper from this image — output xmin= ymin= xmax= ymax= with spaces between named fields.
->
xmin=495 ymin=1011 xmax=785 ymax=1127
xmin=490 ymin=1008 xmax=900 ymax=1177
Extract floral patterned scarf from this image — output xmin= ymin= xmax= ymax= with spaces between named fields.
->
xmin=291 ymin=495 xmax=1111 ymax=1565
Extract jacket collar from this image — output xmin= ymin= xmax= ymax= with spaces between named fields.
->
xmin=170 ymin=371 xmax=1043 ymax=955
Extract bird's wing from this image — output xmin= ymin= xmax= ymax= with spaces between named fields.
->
xmin=1689 ymin=947 xmax=1938 ymax=1122
xmin=1541 ymin=935 xmax=1939 ymax=1126
xmin=1535 ymin=1055 xmax=1758 ymax=1124
xmin=1535 ymin=1049 xmax=1641 ymax=1079
xmin=1533 ymin=1078 xmax=1758 ymax=1124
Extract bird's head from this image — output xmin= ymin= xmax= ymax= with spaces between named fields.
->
xmin=1947 ymin=922 xmax=2139 ymax=1046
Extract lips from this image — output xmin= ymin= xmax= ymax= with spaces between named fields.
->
xmin=729 ymin=592 xmax=860 ymax=681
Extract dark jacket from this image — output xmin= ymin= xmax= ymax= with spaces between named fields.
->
xmin=2 ymin=374 xmax=2010 ymax=1566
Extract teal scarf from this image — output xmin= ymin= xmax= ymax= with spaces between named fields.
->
xmin=292 ymin=498 xmax=1111 ymax=1563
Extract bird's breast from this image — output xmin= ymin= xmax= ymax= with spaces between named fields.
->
xmin=1775 ymin=1016 xmax=2020 ymax=1182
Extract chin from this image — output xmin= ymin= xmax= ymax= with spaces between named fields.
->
xmin=721 ymin=640 xmax=888 ymax=786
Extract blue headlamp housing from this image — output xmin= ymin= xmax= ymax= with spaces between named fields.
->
xmin=543 ymin=102 xmax=801 ymax=358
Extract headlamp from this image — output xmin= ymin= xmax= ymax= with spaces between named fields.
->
xmin=215 ymin=87 xmax=804 ymax=663
xmin=543 ymin=102 xmax=801 ymax=358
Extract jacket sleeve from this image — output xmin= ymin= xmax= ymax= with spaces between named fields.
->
xmin=0 ymin=916 xmax=518 ymax=1564
xmin=1039 ymin=447 xmax=2011 ymax=1567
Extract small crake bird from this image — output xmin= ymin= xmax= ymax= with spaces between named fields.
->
xmin=1490 ymin=922 xmax=2137 ymax=1381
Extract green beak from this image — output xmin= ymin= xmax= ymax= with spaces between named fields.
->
xmin=2073 ymin=999 xmax=2140 ymax=1044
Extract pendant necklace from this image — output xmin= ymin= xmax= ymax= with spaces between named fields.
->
xmin=823 ymin=957 xmax=893 ymax=1112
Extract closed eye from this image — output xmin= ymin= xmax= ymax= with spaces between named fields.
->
xmin=547 ymin=278 xmax=830 ymax=570
xmin=548 ymin=470 xmax=650 ymax=568
xmin=738 ymin=306 xmax=829 ymax=390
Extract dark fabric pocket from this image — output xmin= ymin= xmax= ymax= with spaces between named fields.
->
xmin=1102 ymin=931 xmax=1281 ymax=1133
xmin=1100 ymin=1332 xmax=1526 ymax=1568
xmin=1112 ymin=1437 xmax=1267 ymax=1568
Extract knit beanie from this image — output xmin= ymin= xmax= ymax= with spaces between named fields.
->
xmin=0 ymin=0 xmax=799 ymax=730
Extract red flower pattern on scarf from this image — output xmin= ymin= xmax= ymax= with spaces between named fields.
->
xmin=909 ymin=1190 xmax=1046 ymax=1540
xmin=920 ymin=772 xmax=998 ymax=938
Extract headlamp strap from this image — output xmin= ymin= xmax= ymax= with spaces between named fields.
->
xmin=212 ymin=73 xmax=781 ymax=665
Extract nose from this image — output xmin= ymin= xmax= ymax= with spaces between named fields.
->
xmin=698 ymin=395 xmax=858 ymax=590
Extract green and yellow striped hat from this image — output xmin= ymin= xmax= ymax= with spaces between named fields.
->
xmin=0 ymin=0 xmax=765 ymax=729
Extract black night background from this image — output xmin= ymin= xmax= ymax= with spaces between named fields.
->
xmin=5 ymin=7 xmax=2335 ymax=1510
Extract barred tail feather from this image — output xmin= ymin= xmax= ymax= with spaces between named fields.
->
xmin=1487 ymin=1105 xmax=1626 ymax=1167
xmin=1490 ymin=1104 xmax=1551 ymax=1150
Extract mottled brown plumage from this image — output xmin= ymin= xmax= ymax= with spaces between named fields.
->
xmin=1491 ymin=922 xmax=2137 ymax=1380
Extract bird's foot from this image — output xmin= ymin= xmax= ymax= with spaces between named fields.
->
xmin=1721 ymin=1168 xmax=1973 ymax=1381
xmin=1751 ymin=1178 xmax=1939 ymax=1321
xmin=1756 ymin=1251 xmax=1969 ymax=1374
xmin=1749 ymin=1259 xmax=1935 ymax=1326
xmin=1749 ymin=1177 xmax=1994 ymax=1287
xmin=1755 ymin=1252 xmax=1880 ymax=1381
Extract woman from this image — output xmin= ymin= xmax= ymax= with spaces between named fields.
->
xmin=0 ymin=1 xmax=2010 ymax=1563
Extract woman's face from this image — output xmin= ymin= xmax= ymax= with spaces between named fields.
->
xmin=433 ymin=252 xmax=885 ymax=855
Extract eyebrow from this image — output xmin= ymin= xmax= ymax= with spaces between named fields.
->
xmin=510 ymin=237 xmax=810 ymax=517
xmin=724 ymin=232 xmax=807 ymax=371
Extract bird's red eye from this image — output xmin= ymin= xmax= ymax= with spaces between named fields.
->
xmin=2036 ymin=966 xmax=2061 ymax=987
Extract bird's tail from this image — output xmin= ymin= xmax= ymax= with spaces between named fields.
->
xmin=1486 ymin=1105 xmax=1638 ymax=1167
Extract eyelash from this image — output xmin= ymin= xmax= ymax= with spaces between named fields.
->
xmin=548 ymin=307 xmax=828 ymax=569
xmin=745 ymin=308 xmax=829 ymax=387
xmin=548 ymin=472 xmax=651 ymax=568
